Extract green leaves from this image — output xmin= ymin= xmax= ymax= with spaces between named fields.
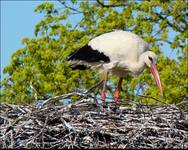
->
xmin=34 ymin=2 xmax=57 ymax=15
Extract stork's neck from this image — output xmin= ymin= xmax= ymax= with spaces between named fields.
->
xmin=128 ymin=53 xmax=146 ymax=76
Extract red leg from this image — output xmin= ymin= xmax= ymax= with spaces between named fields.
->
xmin=101 ymin=72 xmax=108 ymax=103
xmin=114 ymin=77 xmax=123 ymax=103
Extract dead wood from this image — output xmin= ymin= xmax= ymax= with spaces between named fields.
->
xmin=0 ymin=98 xmax=188 ymax=149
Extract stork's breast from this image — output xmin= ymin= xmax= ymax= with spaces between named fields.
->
xmin=100 ymin=61 xmax=129 ymax=77
xmin=110 ymin=67 xmax=128 ymax=77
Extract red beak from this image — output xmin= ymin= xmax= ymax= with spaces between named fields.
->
xmin=150 ymin=64 xmax=163 ymax=96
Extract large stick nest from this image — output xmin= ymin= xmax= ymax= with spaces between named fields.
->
xmin=0 ymin=98 xmax=188 ymax=149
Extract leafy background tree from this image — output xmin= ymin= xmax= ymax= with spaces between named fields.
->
xmin=0 ymin=0 xmax=187 ymax=105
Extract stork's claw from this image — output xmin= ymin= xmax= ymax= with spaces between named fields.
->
xmin=114 ymin=97 xmax=121 ymax=104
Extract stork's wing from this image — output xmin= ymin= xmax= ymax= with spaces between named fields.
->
xmin=67 ymin=44 xmax=110 ymax=63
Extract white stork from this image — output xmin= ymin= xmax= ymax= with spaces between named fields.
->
xmin=68 ymin=30 xmax=163 ymax=103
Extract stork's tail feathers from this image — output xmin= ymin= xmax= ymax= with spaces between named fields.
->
xmin=69 ymin=64 xmax=89 ymax=70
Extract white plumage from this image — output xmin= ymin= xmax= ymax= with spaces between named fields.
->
xmin=89 ymin=30 xmax=148 ymax=61
xmin=68 ymin=30 xmax=163 ymax=103
xmin=89 ymin=31 xmax=150 ymax=76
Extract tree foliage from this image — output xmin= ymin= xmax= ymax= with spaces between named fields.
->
xmin=1 ymin=0 xmax=187 ymax=104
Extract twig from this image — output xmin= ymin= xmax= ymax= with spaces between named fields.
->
xmin=84 ymin=80 xmax=103 ymax=94
xmin=138 ymin=95 xmax=167 ymax=105
xmin=58 ymin=0 xmax=83 ymax=13
xmin=96 ymin=0 xmax=128 ymax=8
xmin=42 ymin=92 xmax=89 ymax=106
xmin=154 ymin=12 xmax=184 ymax=33
xmin=0 ymin=99 xmax=187 ymax=149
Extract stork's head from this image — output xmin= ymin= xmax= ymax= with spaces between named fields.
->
xmin=143 ymin=51 xmax=163 ymax=96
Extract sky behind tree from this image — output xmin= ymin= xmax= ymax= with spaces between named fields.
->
xmin=1 ymin=1 xmax=58 ymax=80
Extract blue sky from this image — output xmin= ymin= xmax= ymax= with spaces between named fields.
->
xmin=0 ymin=1 xmax=82 ymax=80
xmin=1 ymin=1 xmax=177 ymax=81
xmin=1 ymin=1 xmax=61 ymax=80
xmin=1 ymin=1 xmax=42 ymax=79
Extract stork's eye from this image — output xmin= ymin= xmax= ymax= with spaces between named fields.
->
xmin=148 ymin=56 xmax=153 ymax=62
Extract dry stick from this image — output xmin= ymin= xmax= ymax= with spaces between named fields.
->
xmin=138 ymin=95 xmax=186 ymax=119
xmin=42 ymin=80 xmax=118 ymax=106
xmin=33 ymin=115 xmax=49 ymax=146
xmin=43 ymin=80 xmax=103 ymax=106
xmin=138 ymin=94 xmax=177 ymax=110
xmin=138 ymin=95 xmax=167 ymax=105
xmin=42 ymin=92 xmax=87 ymax=106
xmin=1 ymin=96 xmax=188 ymax=148
xmin=85 ymin=80 xmax=103 ymax=94
xmin=10 ymin=130 xmax=14 ymax=149
xmin=145 ymin=97 xmax=184 ymax=125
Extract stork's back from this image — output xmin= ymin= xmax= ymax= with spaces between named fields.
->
xmin=89 ymin=30 xmax=148 ymax=62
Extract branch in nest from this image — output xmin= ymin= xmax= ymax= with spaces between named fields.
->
xmin=1 ymin=100 xmax=188 ymax=149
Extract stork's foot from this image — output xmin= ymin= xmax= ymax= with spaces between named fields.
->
xmin=114 ymin=98 xmax=121 ymax=104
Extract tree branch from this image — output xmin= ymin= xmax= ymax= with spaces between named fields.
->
xmin=155 ymin=39 xmax=184 ymax=48
xmin=58 ymin=0 xmax=83 ymax=13
xmin=72 ymin=18 xmax=84 ymax=30
xmin=154 ymin=12 xmax=184 ymax=33
xmin=96 ymin=0 xmax=128 ymax=8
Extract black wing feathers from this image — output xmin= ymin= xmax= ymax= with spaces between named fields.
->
xmin=70 ymin=64 xmax=89 ymax=70
xmin=68 ymin=45 xmax=110 ymax=63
